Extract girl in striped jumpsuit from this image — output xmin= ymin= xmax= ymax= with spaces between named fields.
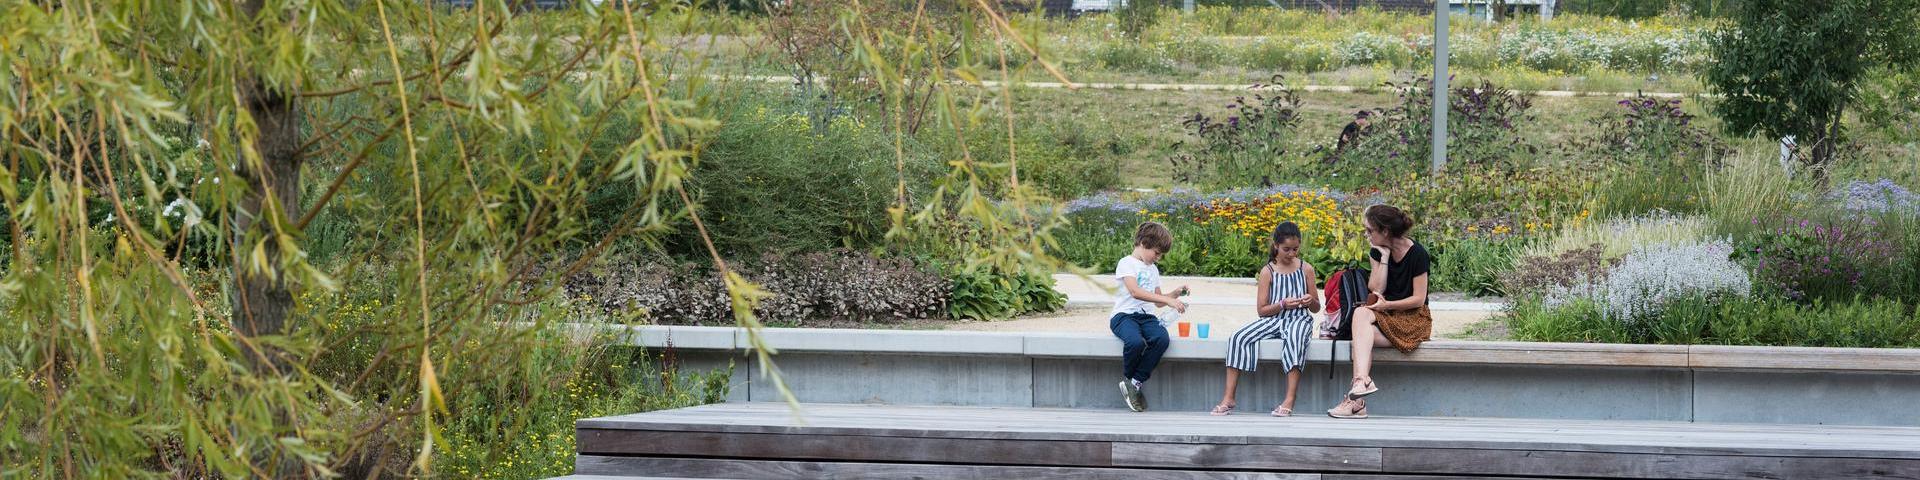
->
xmin=1211 ymin=222 xmax=1321 ymax=417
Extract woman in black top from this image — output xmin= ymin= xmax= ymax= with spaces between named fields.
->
xmin=1328 ymin=204 xmax=1432 ymax=419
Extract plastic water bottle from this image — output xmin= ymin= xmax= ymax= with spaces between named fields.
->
xmin=1158 ymin=305 xmax=1182 ymax=326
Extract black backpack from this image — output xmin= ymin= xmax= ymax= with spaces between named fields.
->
xmin=1324 ymin=267 xmax=1370 ymax=378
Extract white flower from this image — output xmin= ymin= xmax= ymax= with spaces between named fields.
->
xmin=1546 ymin=239 xmax=1752 ymax=325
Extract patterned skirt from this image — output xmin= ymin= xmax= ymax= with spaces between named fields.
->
xmin=1373 ymin=305 xmax=1433 ymax=354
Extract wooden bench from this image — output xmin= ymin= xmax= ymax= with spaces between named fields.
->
xmin=563 ymin=402 xmax=1920 ymax=479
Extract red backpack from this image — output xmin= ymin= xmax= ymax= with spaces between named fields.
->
xmin=1322 ymin=270 xmax=1344 ymax=314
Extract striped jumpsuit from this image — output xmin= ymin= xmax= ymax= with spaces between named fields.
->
xmin=1224 ymin=262 xmax=1314 ymax=373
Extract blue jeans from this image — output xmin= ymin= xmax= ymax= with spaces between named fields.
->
xmin=1110 ymin=312 xmax=1170 ymax=382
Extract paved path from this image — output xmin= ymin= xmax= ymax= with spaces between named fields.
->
xmin=715 ymin=74 xmax=1694 ymax=98
xmin=944 ymin=274 xmax=1504 ymax=339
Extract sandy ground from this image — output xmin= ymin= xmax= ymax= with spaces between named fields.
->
xmin=941 ymin=274 xmax=1499 ymax=339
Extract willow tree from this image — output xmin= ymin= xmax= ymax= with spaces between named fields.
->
xmin=0 ymin=0 xmax=1069 ymax=477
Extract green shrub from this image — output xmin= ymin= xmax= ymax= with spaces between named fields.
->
xmin=1506 ymin=297 xmax=1635 ymax=344
xmin=1090 ymin=42 xmax=1175 ymax=74
xmin=1168 ymin=78 xmax=1307 ymax=189
xmin=1509 ymin=294 xmax=1920 ymax=348
xmin=948 ymin=267 xmax=1066 ymax=320
xmin=964 ymin=118 xmax=1124 ymax=200
xmin=1734 ymin=209 xmax=1915 ymax=304
xmin=686 ymin=98 xmax=924 ymax=255
xmin=437 ymin=345 xmax=730 ymax=479
xmin=1580 ymin=95 xmax=1728 ymax=215
xmin=1522 ymin=212 xmax=1708 ymax=262
xmin=1427 ymin=237 xmax=1523 ymax=297
xmin=1160 ymin=37 xmax=1230 ymax=68
xmin=1113 ymin=0 xmax=1166 ymax=39
xmin=1330 ymin=77 xmax=1539 ymax=173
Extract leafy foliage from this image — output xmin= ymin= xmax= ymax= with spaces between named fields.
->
xmin=1702 ymin=0 xmax=1920 ymax=172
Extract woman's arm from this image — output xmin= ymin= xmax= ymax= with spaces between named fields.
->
xmin=1374 ymin=273 xmax=1428 ymax=311
xmin=1302 ymin=263 xmax=1322 ymax=314
xmin=1254 ymin=265 xmax=1285 ymax=317
xmin=1367 ymin=248 xmax=1388 ymax=296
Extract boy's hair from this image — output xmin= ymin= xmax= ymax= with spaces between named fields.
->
xmin=1269 ymin=221 xmax=1302 ymax=261
xmin=1364 ymin=204 xmax=1414 ymax=238
xmin=1134 ymin=222 xmax=1173 ymax=254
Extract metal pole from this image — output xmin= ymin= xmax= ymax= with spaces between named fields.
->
xmin=1432 ymin=0 xmax=1449 ymax=174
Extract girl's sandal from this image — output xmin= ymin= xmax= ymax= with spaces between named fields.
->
xmin=1209 ymin=403 xmax=1237 ymax=416
xmin=1270 ymin=405 xmax=1293 ymax=417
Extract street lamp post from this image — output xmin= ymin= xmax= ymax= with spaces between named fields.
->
xmin=1432 ymin=0 xmax=1449 ymax=174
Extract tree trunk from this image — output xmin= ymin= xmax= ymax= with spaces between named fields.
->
xmin=231 ymin=78 xmax=303 ymax=366
xmin=1806 ymin=117 xmax=1839 ymax=188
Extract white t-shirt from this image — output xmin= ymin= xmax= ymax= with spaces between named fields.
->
xmin=1112 ymin=254 xmax=1161 ymax=315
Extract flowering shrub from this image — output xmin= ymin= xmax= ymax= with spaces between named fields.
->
xmin=1330 ymin=77 xmax=1538 ymax=174
xmin=1049 ymin=8 xmax=1713 ymax=75
xmin=1736 ymin=215 xmax=1903 ymax=302
xmin=1389 ymin=169 xmax=1595 ymax=241
xmin=1580 ymin=95 xmax=1728 ymax=215
xmin=1169 ymin=77 xmax=1305 ymax=188
xmin=566 ymin=250 xmax=955 ymax=325
xmin=1195 ymin=189 xmax=1368 ymax=270
xmin=1057 ymin=185 xmax=1376 ymax=275
xmin=1504 ymin=244 xmax=1618 ymax=298
xmin=1830 ymin=179 xmax=1920 ymax=215
xmin=1544 ymin=240 xmax=1752 ymax=329
xmin=1335 ymin=31 xmax=1409 ymax=66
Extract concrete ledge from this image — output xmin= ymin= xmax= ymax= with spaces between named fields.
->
xmin=1690 ymin=345 xmax=1920 ymax=373
xmin=624 ymin=326 xmax=1848 ymax=371
xmin=740 ymin=328 xmax=1024 ymax=356
xmin=627 ymin=325 xmax=1920 ymax=426
xmin=1377 ymin=340 xmax=1691 ymax=368
xmin=622 ymin=325 xmax=736 ymax=351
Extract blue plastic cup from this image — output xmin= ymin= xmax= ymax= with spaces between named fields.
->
xmin=1197 ymin=323 xmax=1211 ymax=339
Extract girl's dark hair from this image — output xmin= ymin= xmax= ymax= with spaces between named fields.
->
xmin=1269 ymin=221 xmax=1302 ymax=261
xmin=1365 ymin=204 xmax=1414 ymax=238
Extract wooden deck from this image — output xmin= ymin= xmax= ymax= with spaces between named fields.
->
xmin=567 ymin=402 xmax=1920 ymax=479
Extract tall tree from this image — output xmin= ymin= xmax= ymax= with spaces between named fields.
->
xmin=1701 ymin=0 xmax=1920 ymax=178
xmin=0 ymin=0 xmax=1069 ymax=476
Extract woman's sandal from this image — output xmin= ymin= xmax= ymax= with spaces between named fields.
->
xmin=1209 ymin=403 xmax=1237 ymax=416
xmin=1348 ymin=377 xmax=1379 ymax=399
xmin=1270 ymin=405 xmax=1293 ymax=417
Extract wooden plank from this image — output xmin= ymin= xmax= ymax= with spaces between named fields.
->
xmin=1325 ymin=476 xmax=1560 ymax=480
xmin=574 ymin=456 xmax=1321 ymax=479
xmin=578 ymin=403 xmax=1920 ymax=459
xmin=1373 ymin=341 xmax=1690 ymax=368
xmin=1383 ymin=447 xmax=1920 ymax=480
xmin=576 ymin=429 xmax=1113 ymax=467
xmin=1113 ymin=442 xmax=1382 ymax=471
xmin=1689 ymin=345 xmax=1920 ymax=373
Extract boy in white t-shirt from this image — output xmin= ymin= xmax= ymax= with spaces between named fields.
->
xmin=1111 ymin=221 xmax=1189 ymax=412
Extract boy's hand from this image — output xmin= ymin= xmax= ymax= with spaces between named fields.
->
xmin=1169 ymin=298 xmax=1188 ymax=313
xmin=1175 ymin=285 xmax=1191 ymax=297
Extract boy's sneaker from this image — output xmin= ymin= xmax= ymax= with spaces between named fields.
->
xmin=1119 ymin=381 xmax=1145 ymax=412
